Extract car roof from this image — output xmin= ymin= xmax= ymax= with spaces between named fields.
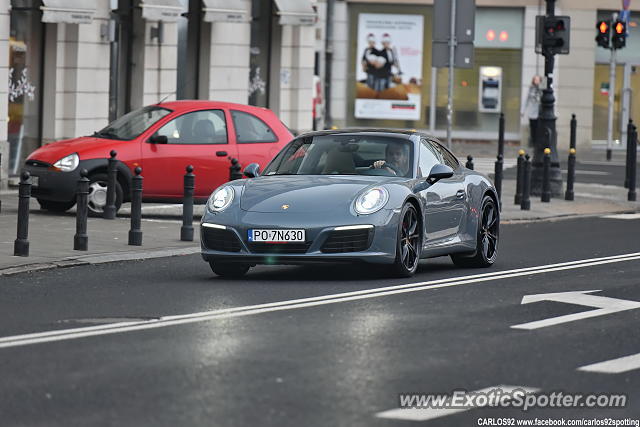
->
xmin=296 ymin=128 xmax=439 ymax=141
xmin=154 ymin=99 xmax=273 ymax=113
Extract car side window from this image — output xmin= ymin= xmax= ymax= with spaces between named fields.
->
xmin=231 ymin=110 xmax=278 ymax=143
xmin=418 ymin=139 xmax=442 ymax=178
xmin=155 ymin=110 xmax=228 ymax=144
xmin=433 ymin=141 xmax=460 ymax=169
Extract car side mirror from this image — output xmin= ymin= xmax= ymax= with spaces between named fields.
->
xmin=243 ymin=163 xmax=260 ymax=178
xmin=148 ymin=134 xmax=168 ymax=144
xmin=427 ymin=164 xmax=454 ymax=184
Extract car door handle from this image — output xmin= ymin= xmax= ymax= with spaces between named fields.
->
xmin=456 ymin=190 xmax=465 ymax=199
xmin=216 ymin=151 xmax=228 ymax=157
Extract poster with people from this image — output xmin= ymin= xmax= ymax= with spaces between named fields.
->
xmin=355 ymin=13 xmax=423 ymax=120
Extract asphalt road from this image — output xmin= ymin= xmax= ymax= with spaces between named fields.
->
xmin=1 ymin=215 xmax=640 ymax=426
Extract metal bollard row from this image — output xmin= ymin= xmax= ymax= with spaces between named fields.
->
xmin=494 ymin=113 xmax=505 ymax=208
xmin=74 ymin=169 xmax=90 ymax=251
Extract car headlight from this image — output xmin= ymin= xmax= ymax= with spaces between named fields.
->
xmin=208 ymin=186 xmax=234 ymax=212
xmin=53 ymin=153 xmax=79 ymax=172
xmin=354 ymin=187 xmax=389 ymax=215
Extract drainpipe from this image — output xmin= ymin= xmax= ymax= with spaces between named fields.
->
xmin=324 ymin=0 xmax=335 ymax=128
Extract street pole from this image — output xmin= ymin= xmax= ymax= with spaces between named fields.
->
xmin=531 ymin=0 xmax=563 ymax=197
xmin=446 ymin=0 xmax=456 ymax=149
xmin=606 ymin=43 xmax=617 ymax=161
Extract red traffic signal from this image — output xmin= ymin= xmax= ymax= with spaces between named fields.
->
xmin=612 ymin=20 xmax=627 ymax=49
xmin=596 ymin=20 xmax=611 ymax=48
xmin=599 ymin=20 xmax=609 ymax=34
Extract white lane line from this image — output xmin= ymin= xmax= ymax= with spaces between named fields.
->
xmin=511 ymin=291 xmax=640 ymax=330
xmin=375 ymin=385 xmax=540 ymax=422
xmin=602 ymin=213 xmax=640 ymax=220
xmin=0 ymin=252 xmax=639 ymax=349
xmin=566 ymin=170 xmax=610 ymax=176
xmin=578 ymin=352 xmax=640 ymax=374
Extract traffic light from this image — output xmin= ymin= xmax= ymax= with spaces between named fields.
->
xmin=596 ymin=20 xmax=611 ymax=48
xmin=612 ymin=20 xmax=627 ymax=49
xmin=541 ymin=16 xmax=571 ymax=55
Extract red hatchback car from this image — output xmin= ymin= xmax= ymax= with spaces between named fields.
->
xmin=24 ymin=101 xmax=293 ymax=214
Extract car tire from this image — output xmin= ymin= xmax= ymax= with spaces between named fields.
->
xmin=451 ymin=195 xmax=499 ymax=268
xmin=38 ymin=199 xmax=75 ymax=213
xmin=209 ymin=262 xmax=251 ymax=278
xmin=87 ymin=173 xmax=123 ymax=217
xmin=392 ymin=202 xmax=422 ymax=277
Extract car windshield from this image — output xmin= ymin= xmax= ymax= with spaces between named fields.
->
xmin=93 ymin=106 xmax=172 ymax=140
xmin=262 ymin=134 xmax=414 ymax=177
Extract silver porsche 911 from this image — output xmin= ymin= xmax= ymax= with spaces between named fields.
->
xmin=200 ymin=129 xmax=499 ymax=278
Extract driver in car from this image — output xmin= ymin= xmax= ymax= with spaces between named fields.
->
xmin=372 ymin=142 xmax=409 ymax=176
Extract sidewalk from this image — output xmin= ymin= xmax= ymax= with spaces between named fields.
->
xmin=0 ymin=173 xmax=638 ymax=275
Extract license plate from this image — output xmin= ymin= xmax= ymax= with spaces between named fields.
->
xmin=31 ymin=176 xmax=39 ymax=187
xmin=248 ymin=229 xmax=305 ymax=242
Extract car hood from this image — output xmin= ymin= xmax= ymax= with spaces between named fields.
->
xmin=240 ymin=175 xmax=381 ymax=213
xmin=26 ymin=136 xmax=105 ymax=163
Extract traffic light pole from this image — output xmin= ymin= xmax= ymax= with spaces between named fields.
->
xmin=606 ymin=40 xmax=617 ymax=161
xmin=446 ymin=0 xmax=457 ymax=150
xmin=532 ymin=0 xmax=563 ymax=197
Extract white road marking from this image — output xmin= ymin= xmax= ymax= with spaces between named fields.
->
xmin=511 ymin=291 xmax=640 ymax=330
xmin=602 ymin=213 xmax=640 ymax=220
xmin=579 ymin=160 xmax=627 ymax=167
xmin=0 ymin=252 xmax=639 ymax=349
xmin=578 ymin=352 xmax=640 ymax=374
xmin=375 ymin=385 xmax=540 ymax=422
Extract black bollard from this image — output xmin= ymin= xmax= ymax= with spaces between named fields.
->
xmin=128 ymin=167 xmax=143 ymax=246
xmin=629 ymin=124 xmax=637 ymax=202
xmin=625 ymin=119 xmax=634 ymax=188
xmin=570 ymin=114 xmax=577 ymax=151
xmin=13 ymin=171 xmax=31 ymax=256
xmin=498 ymin=112 xmax=505 ymax=158
xmin=521 ymin=154 xmax=531 ymax=211
xmin=181 ymin=165 xmax=195 ymax=241
xmin=465 ymin=155 xmax=474 ymax=170
xmin=74 ymin=169 xmax=89 ymax=251
xmin=565 ymin=148 xmax=576 ymax=201
xmin=541 ymin=148 xmax=551 ymax=203
xmin=494 ymin=154 xmax=503 ymax=208
xmin=104 ymin=150 xmax=118 ymax=219
xmin=514 ymin=150 xmax=525 ymax=205
xmin=229 ymin=158 xmax=242 ymax=181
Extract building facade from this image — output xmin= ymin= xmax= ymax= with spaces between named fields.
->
xmin=2 ymin=0 xmax=640 ymax=186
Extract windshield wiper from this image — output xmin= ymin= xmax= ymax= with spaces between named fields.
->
xmin=92 ymin=128 xmax=121 ymax=140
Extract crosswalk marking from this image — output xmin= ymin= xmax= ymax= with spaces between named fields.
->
xmin=578 ymin=352 xmax=640 ymax=374
xmin=467 ymin=157 xmax=517 ymax=175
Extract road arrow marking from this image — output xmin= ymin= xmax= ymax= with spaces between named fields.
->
xmin=512 ymin=290 xmax=640 ymax=330
xmin=375 ymin=385 xmax=540 ymax=422
xmin=578 ymin=352 xmax=640 ymax=374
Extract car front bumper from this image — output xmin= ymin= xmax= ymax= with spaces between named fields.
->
xmin=200 ymin=208 xmax=401 ymax=265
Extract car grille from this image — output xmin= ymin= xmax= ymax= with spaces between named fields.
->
xmin=202 ymin=228 xmax=242 ymax=252
xmin=247 ymin=242 xmax=311 ymax=254
xmin=321 ymin=228 xmax=373 ymax=253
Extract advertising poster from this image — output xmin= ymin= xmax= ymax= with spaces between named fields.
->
xmin=355 ymin=13 xmax=424 ymax=120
